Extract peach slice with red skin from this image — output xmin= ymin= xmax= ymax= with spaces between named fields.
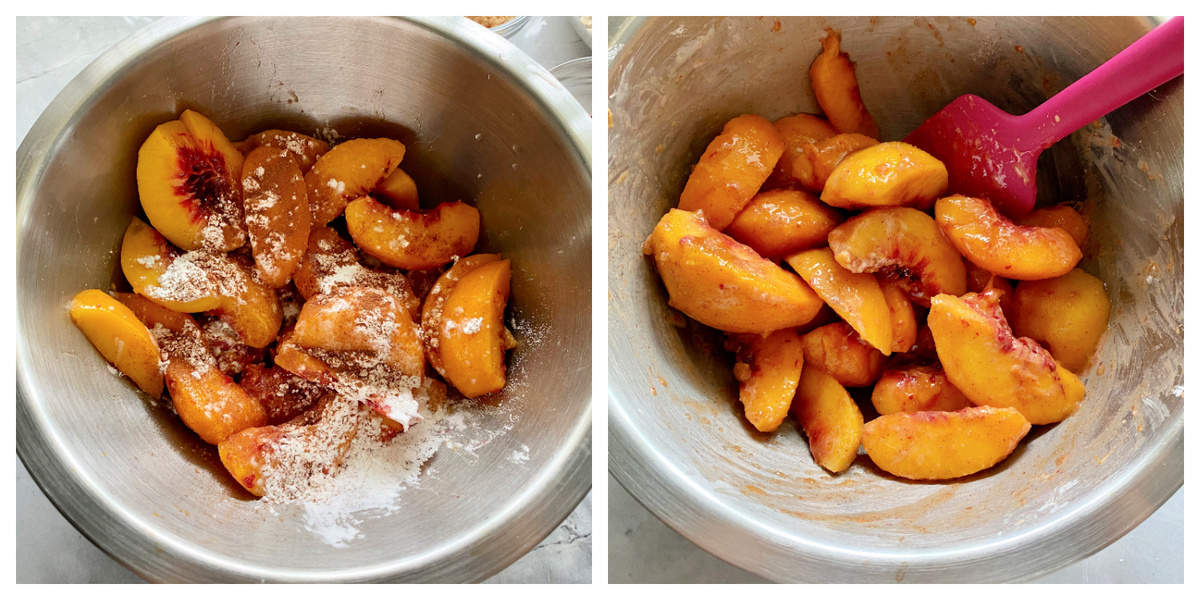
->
xmin=827 ymin=206 xmax=967 ymax=306
xmin=810 ymin=28 xmax=879 ymax=138
xmin=421 ymin=254 xmax=503 ymax=378
xmin=292 ymin=286 xmax=425 ymax=378
xmin=929 ymin=290 xmax=1085 ymax=425
xmin=732 ymin=329 xmax=804 ymax=433
xmin=871 ymin=366 xmax=971 ymax=415
xmin=235 ymin=129 xmax=330 ymax=173
xmin=678 ymin=114 xmax=785 ymax=230
xmin=1011 ymin=269 xmax=1111 ymax=372
xmin=724 ymin=189 xmax=842 ymax=259
xmin=374 ymin=167 xmax=420 ymax=210
xmin=785 ymin=247 xmax=893 ymax=354
xmin=439 ymin=259 xmax=515 ymax=398
xmin=800 ymin=321 xmax=885 ymax=387
xmin=936 ymin=194 xmax=1082 ymax=281
xmin=1017 ymin=204 xmax=1088 ymax=248
xmin=69 ymin=290 xmax=164 ymax=397
xmin=137 ymin=111 xmax=246 ymax=251
xmin=292 ymin=225 xmax=420 ymax=317
xmin=345 ymin=198 xmax=481 ymax=270
xmin=120 ymin=217 xmax=221 ymax=313
xmin=862 ymin=406 xmax=1031 ymax=480
xmin=820 ymin=142 xmax=948 ymax=210
xmin=879 ymin=279 xmax=917 ymax=354
xmin=644 ymin=209 xmax=823 ymax=334
xmin=305 ymin=138 xmax=406 ymax=224
xmin=792 ymin=366 xmax=864 ymax=473
xmin=241 ymin=145 xmax=310 ymax=288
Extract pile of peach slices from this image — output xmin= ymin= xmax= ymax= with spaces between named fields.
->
xmin=644 ymin=30 xmax=1110 ymax=481
xmin=68 ymin=110 xmax=516 ymax=497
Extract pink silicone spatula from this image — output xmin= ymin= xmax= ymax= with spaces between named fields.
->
xmin=904 ymin=16 xmax=1183 ymax=216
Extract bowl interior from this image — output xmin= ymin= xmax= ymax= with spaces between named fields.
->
xmin=609 ymin=16 xmax=1181 ymax=582
xmin=18 ymin=16 xmax=590 ymax=582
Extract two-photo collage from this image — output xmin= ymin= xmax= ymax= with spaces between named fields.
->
xmin=14 ymin=14 xmax=1184 ymax=585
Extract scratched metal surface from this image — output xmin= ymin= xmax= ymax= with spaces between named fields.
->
xmin=608 ymin=16 xmax=1182 ymax=583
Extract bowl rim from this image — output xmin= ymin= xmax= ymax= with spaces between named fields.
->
xmin=606 ymin=15 xmax=1182 ymax=583
xmin=16 ymin=15 xmax=591 ymax=583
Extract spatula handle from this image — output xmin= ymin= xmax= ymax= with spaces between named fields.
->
xmin=1024 ymin=16 xmax=1183 ymax=147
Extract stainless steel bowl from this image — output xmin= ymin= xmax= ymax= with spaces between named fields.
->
xmin=17 ymin=16 xmax=591 ymax=582
xmin=609 ymin=16 xmax=1181 ymax=583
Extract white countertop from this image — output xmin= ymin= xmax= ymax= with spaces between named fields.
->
xmin=15 ymin=15 xmax=591 ymax=584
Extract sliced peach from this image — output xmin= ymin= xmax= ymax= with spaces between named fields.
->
xmin=1011 ymin=269 xmax=1111 ymax=372
xmin=235 ymin=129 xmax=330 ymax=173
xmin=209 ymin=255 xmax=282 ymax=348
xmin=862 ymin=406 xmax=1031 ymax=480
xmin=936 ymin=195 xmax=1082 ymax=280
xmin=780 ymin=133 xmax=878 ymax=192
xmin=439 ymin=260 xmax=513 ymax=398
xmin=292 ymin=286 xmax=424 ymax=378
xmin=240 ymin=146 xmax=309 ymax=288
xmin=216 ymin=424 xmax=282 ymax=495
xmin=879 ymin=279 xmax=917 ymax=354
xmin=120 ymin=217 xmax=221 ymax=313
xmin=800 ymin=321 xmax=885 ymax=387
xmin=165 ymin=357 xmax=267 ymax=444
xmin=274 ymin=330 xmax=337 ymax=387
xmin=304 ymin=138 xmax=406 ymax=224
xmin=113 ymin=291 xmax=201 ymax=339
xmin=137 ymin=114 xmax=245 ymax=251
xmin=678 ymin=114 xmax=785 ymax=230
xmin=769 ymin=114 xmax=837 ymax=187
xmin=929 ymin=291 xmax=1085 ymax=424
xmin=292 ymin=225 xmax=419 ymax=316
xmin=239 ymin=363 xmax=326 ymax=425
xmin=69 ymin=289 xmax=164 ymax=397
xmin=345 ymin=198 xmax=480 ymax=270
xmin=198 ymin=316 xmax=263 ymax=376
xmin=966 ymin=265 xmax=1015 ymax=316
xmin=871 ymin=366 xmax=971 ymax=415
xmin=809 ymin=28 xmax=879 ymax=138
xmin=785 ymin=248 xmax=892 ymax=354
xmin=732 ymin=329 xmax=804 ymax=432
xmin=792 ymin=366 xmax=864 ymax=473
xmin=644 ymin=209 xmax=823 ymax=334
xmin=827 ymin=207 xmax=967 ymax=306
xmin=820 ymin=142 xmax=948 ymax=210
xmin=1017 ymin=204 xmax=1088 ymax=248
xmin=420 ymin=254 xmax=502 ymax=377
xmin=724 ymin=189 xmax=842 ymax=259
xmin=374 ymin=167 xmax=419 ymax=210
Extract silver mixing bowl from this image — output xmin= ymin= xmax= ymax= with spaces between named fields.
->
xmin=609 ymin=16 xmax=1181 ymax=583
xmin=17 ymin=16 xmax=591 ymax=582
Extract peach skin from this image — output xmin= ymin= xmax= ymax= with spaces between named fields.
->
xmin=879 ymin=279 xmax=917 ymax=353
xmin=800 ymin=321 xmax=885 ymax=387
xmin=137 ymin=113 xmax=245 ymax=252
xmin=809 ymin=28 xmax=879 ymax=138
xmin=793 ymin=366 xmax=864 ymax=473
xmin=438 ymin=259 xmax=515 ymax=398
xmin=1017 ymin=204 xmax=1088 ymax=248
xmin=820 ymin=142 xmax=948 ymax=210
xmin=1011 ymin=269 xmax=1111 ymax=372
xmin=678 ymin=114 xmax=784 ymax=230
xmin=421 ymin=254 xmax=502 ymax=378
xmin=732 ymin=328 xmax=804 ymax=432
xmin=929 ymin=291 xmax=1085 ymax=425
xmin=785 ymin=247 xmax=892 ymax=354
xmin=862 ymin=406 xmax=1031 ymax=480
xmin=644 ymin=209 xmax=823 ymax=334
xmin=235 ymin=129 xmax=329 ymax=173
xmin=120 ymin=217 xmax=221 ymax=313
xmin=936 ymin=195 xmax=1082 ymax=280
xmin=827 ymin=206 xmax=967 ymax=306
xmin=345 ymin=198 xmax=480 ymax=270
xmin=241 ymin=145 xmax=309 ymax=288
xmin=374 ymin=166 xmax=420 ymax=210
xmin=305 ymin=138 xmax=406 ymax=224
xmin=870 ymin=366 xmax=972 ymax=415
xmin=69 ymin=289 xmax=164 ymax=397
xmin=725 ymin=189 xmax=842 ymax=259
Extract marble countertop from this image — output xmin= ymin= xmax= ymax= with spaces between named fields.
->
xmin=15 ymin=15 xmax=591 ymax=584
